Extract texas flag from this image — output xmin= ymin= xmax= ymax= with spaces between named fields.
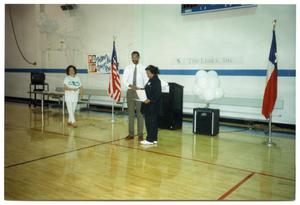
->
xmin=262 ymin=29 xmax=277 ymax=119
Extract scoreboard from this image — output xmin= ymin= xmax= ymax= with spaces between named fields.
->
xmin=181 ymin=4 xmax=256 ymax=15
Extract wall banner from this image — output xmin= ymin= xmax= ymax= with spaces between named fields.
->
xmin=88 ymin=54 xmax=111 ymax=74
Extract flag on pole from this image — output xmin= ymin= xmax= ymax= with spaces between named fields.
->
xmin=108 ymin=41 xmax=121 ymax=102
xmin=262 ymin=29 xmax=277 ymax=119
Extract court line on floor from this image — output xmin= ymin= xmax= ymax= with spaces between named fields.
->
xmin=7 ymin=125 xmax=116 ymax=144
xmin=4 ymin=137 xmax=127 ymax=169
xmin=112 ymin=142 xmax=295 ymax=182
xmin=30 ymin=127 xmax=107 ymax=143
xmin=30 ymin=128 xmax=147 ymax=144
xmin=217 ymin=172 xmax=256 ymax=200
xmin=257 ymin=172 xmax=295 ymax=181
xmin=6 ymin=123 xmax=294 ymax=181
xmin=7 ymin=125 xmax=105 ymax=143
xmin=112 ymin=143 xmax=253 ymax=173
xmin=30 ymin=127 xmax=67 ymax=136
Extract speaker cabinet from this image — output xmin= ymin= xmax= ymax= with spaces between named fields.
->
xmin=193 ymin=108 xmax=220 ymax=136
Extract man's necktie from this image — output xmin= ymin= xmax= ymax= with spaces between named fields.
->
xmin=133 ymin=65 xmax=137 ymax=86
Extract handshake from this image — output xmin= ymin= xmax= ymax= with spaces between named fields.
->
xmin=129 ymin=85 xmax=142 ymax=91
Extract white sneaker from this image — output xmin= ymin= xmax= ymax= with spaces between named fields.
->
xmin=140 ymin=140 xmax=154 ymax=145
xmin=153 ymin=141 xmax=157 ymax=144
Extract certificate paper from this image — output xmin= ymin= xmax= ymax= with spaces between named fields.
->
xmin=136 ymin=90 xmax=147 ymax=102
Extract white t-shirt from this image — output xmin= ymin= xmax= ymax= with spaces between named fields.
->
xmin=64 ymin=75 xmax=82 ymax=102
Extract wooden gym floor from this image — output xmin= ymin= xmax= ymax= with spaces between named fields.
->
xmin=4 ymin=102 xmax=295 ymax=200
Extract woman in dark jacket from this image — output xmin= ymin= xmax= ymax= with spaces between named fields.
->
xmin=140 ymin=65 xmax=162 ymax=145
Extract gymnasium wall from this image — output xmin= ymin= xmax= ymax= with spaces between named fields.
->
xmin=5 ymin=4 xmax=296 ymax=124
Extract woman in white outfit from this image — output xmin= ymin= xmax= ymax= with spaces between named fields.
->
xmin=64 ymin=65 xmax=82 ymax=128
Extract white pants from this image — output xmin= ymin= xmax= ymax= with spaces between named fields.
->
xmin=66 ymin=101 xmax=78 ymax=123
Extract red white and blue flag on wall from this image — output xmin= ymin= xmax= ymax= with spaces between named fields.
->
xmin=108 ymin=41 xmax=121 ymax=102
xmin=262 ymin=29 xmax=278 ymax=119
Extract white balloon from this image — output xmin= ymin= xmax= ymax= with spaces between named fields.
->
xmin=194 ymin=69 xmax=224 ymax=102
xmin=193 ymin=86 xmax=202 ymax=95
xmin=207 ymin=77 xmax=219 ymax=88
xmin=197 ymin=78 xmax=208 ymax=89
xmin=196 ymin=70 xmax=207 ymax=80
xmin=203 ymin=88 xmax=215 ymax=101
xmin=207 ymin=70 xmax=218 ymax=78
xmin=215 ymin=88 xmax=224 ymax=98
xmin=194 ymin=75 xmax=199 ymax=85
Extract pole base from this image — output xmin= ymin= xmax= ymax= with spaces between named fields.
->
xmin=265 ymin=141 xmax=276 ymax=147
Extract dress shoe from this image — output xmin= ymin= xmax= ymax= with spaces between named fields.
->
xmin=125 ymin=135 xmax=134 ymax=140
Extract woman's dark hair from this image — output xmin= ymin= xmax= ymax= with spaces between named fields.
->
xmin=131 ymin=51 xmax=140 ymax=57
xmin=145 ymin=65 xmax=160 ymax=75
xmin=66 ymin=65 xmax=77 ymax=75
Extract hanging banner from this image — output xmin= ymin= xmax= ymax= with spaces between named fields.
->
xmin=88 ymin=54 xmax=111 ymax=74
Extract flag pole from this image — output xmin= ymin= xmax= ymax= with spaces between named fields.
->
xmin=111 ymin=35 xmax=117 ymax=123
xmin=111 ymin=98 xmax=115 ymax=123
xmin=273 ymin=19 xmax=277 ymax=30
xmin=265 ymin=20 xmax=277 ymax=147
xmin=266 ymin=113 xmax=273 ymax=146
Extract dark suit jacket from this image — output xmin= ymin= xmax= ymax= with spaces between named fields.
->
xmin=141 ymin=75 xmax=162 ymax=115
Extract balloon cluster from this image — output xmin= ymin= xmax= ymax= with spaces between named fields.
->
xmin=193 ymin=70 xmax=224 ymax=103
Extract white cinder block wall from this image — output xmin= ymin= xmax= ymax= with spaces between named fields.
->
xmin=5 ymin=4 xmax=296 ymax=124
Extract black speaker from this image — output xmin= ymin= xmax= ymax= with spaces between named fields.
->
xmin=31 ymin=72 xmax=45 ymax=85
xmin=193 ymin=108 xmax=220 ymax=136
xmin=158 ymin=83 xmax=184 ymax=130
